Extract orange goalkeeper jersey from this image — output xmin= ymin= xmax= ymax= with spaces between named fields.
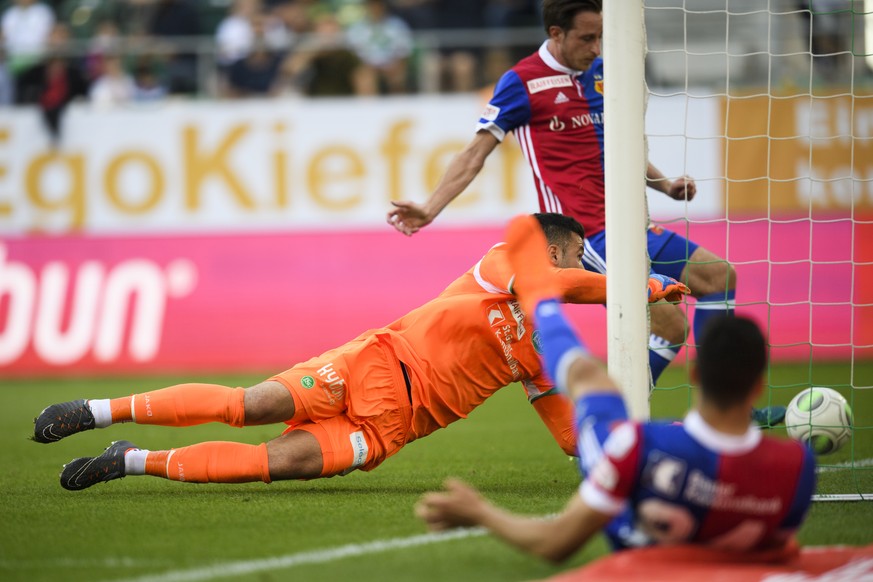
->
xmin=381 ymin=242 xmax=607 ymax=445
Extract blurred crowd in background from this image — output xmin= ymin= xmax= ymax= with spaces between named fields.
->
xmin=0 ymin=0 xmax=544 ymax=111
xmin=0 ymin=0 xmax=862 ymax=133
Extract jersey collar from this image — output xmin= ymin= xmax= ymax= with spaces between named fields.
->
xmin=538 ymin=40 xmax=584 ymax=76
xmin=683 ymin=410 xmax=762 ymax=454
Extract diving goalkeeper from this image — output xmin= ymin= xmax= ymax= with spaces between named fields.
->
xmin=32 ymin=213 xmax=688 ymax=491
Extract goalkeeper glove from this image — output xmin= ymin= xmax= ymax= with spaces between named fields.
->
xmin=647 ymin=274 xmax=690 ymax=303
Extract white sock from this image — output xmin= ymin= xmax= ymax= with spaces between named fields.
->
xmin=124 ymin=449 xmax=148 ymax=475
xmin=87 ymin=399 xmax=113 ymax=428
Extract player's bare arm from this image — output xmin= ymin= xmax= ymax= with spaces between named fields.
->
xmin=646 ymin=162 xmax=697 ymax=201
xmin=387 ymin=131 xmax=499 ymax=236
xmin=416 ymin=478 xmax=610 ymax=563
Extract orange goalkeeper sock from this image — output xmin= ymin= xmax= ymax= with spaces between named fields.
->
xmin=505 ymin=214 xmax=562 ymax=318
xmin=145 ymin=442 xmax=271 ymax=483
xmin=109 ymin=384 xmax=246 ymax=427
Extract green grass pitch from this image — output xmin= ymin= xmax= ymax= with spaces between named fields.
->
xmin=2 ymin=362 xmax=871 ymax=581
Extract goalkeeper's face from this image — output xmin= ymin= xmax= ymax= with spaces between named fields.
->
xmin=550 ymin=233 xmax=585 ymax=270
xmin=553 ymin=10 xmax=602 ymax=72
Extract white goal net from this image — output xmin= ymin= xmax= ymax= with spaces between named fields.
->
xmin=608 ymin=0 xmax=873 ymax=501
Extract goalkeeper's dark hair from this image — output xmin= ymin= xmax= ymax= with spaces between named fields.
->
xmin=534 ymin=212 xmax=585 ymax=247
xmin=696 ymin=315 xmax=767 ymax=408
xmin=542 ymin=0 xmax=602 ymax=33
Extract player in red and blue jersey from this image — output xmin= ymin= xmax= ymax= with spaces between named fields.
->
xmin=388 ymin=0 xmax=765 ymax=423
xmin=417 ymin=215 xmax=816 ymax=561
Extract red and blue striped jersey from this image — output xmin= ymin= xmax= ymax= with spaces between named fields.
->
xmin=579 ymin=407 xmax=817 ymax=551
xmin=477 ymin=42 xmax=606 ymax=235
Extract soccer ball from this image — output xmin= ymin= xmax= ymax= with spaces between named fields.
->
xmin=785 ymin=387 xmax=853 ymax=455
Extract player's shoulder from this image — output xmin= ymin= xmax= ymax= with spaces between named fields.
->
xmin=637 ymin=419 xmax=700 ymax=455
xmin=477 ymin=243 xmax=513 ymax=287
xmin=758 ymin=434 xmax=816 ymax=466
xmin=579 ymin=56 xmax=604 ymax=82
xmin=603 ymin=419 xmax=647 ymax=456
xmin=510 ymin=51 xmax=553 ymax=78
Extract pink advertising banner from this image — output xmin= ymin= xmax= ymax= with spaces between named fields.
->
xmin=1 ymin=217 xmax=869 ymax=378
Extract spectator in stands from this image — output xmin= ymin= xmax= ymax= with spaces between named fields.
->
xmin=84 ymin=19 xmax=124 ymax=83
xmin=271 ymin=0 xmax=313 ymax=38
xmin=89 ymin=53 xmax=135 ymax=108
xmin=15 ymin=23 xmax=89 ymax=143
xmin=388 ymin=0 xmax=436 ymax=31
xmin=417 ymin=0 xmax=486 ymax=93
xmin=484 ymin=0 xmax=540 ymax=28
xmin=0 ymin=45 xmax=15 ymax=105
xmin=225 ymin=12 xmax=286 ymax=98
xmin=797 ymin=0 xmax=851 ymax=82
xmin=1 ymin=0 xmax=56 ymax=75
xmin=216 ymin=0 xmax=291 ymax=68
xmin=346 ymin=0 xmax=413 ymax=94
xmin=282 ymin=12 xmax=375 ymax=97
xmin=131 ymin=57 xmax=168 ymax=102
xmin=216 ymin=0 xmax=262 ymax=68
xmin=216 ymin=0 xmax=291 ymax=94
xmin=145 ymin=0 xmax=201 ymax=95
xmin=484 ymin=0 xmax=540 ymax=67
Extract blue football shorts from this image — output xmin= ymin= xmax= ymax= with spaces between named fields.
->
xmin=582 ymin=226 xmax=700 ymax=282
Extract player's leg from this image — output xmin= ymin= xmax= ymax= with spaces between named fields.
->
xmin=648 ymin=225 xmax=737 ymax=342
xmin=681 ymin=245 xmax=737 ymax=342
xmin=648 ymin=300 xmax=688 ymax=384
xmin=59 ymin=429 xmax=326 ymax=491
xmin=583 ymin=227 xmax=686 ymax=385
xmin=650 ymin=230 xmax=782 ymax=426
xmin=33 ymin=381 xmax=296 ymax=444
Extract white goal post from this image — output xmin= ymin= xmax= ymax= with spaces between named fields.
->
xmin=604 ymin=0 xmax=651 ymax=421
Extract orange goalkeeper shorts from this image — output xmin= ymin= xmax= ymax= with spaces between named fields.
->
xmin=270 ymin=333 xmax=413 ymax=476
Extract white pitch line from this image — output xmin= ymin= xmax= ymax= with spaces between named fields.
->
xmin=816 ymin=457 xmax=873 ymax=473
xmin=50 ymin=459 xmax=873 ymax=580
xmin=116 ymin=527 xmax=487 ymax=582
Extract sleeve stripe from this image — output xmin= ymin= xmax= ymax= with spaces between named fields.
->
xmin=473 ymin=257 xmax=510 ymax=295
xmin=475 ymin=122 xmax=506 ymax=142
xmin=580 ymin=480 xmax=626 ymax=516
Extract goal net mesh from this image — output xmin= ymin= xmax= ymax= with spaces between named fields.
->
xmin=643 ymin=0 xmax=871 ymax=500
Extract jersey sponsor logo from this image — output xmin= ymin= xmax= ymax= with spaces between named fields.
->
xmin=683 ymin=470 xmax=783 ymax=515
xmin=554 ymin=91 xmax=569 ymax=105
xmin=316 ymin=362 xmax=346 ymax=406
xmin=526 ymin=75 xmax=574 ymax=94
xmin=0 ymin=244 xmax=196 ymax=367
xmin=571 ymin=112 xmax=604 ymax=128
xmin=531 ymin=330 xmax=543 ymax=354
xmin=495 ymin=324 xmax=522 ymax=381
xmin=481 ymin=104 xmax=500 ymax=121
xmin=486 ymin=302 xmax=507 ymax=327
xmin=508 ymin=299 xmax=526 ymax=340
xmin=548 ymin=112 xmax=605 ymax=133
xmin=349 ymin=431 xmax=369 ymax=468
xmin=301 ymin=375 xmax=315 ymax=389
xmin=549 ymin=116 xmax=566 ymax=132
xmin=642 ymin=451 xmax=687 ymax=499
